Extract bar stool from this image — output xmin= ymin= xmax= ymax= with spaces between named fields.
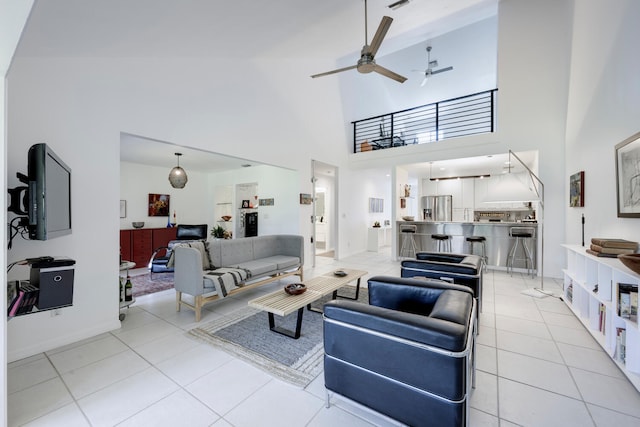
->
xmin=507 ymin=227 xmax=535 ymax=277
xmin=431 ymin=234 xmax=451 ymax=252
xmin=466 ymin=236 xmax=487 ymax=270
xmin=399 ymin=224 xmax=418 ymax=258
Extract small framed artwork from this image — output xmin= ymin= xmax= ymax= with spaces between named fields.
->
xmin=569 ymin=171 xmax=584 ymax=207
xmin=400 ymin=198 xmax=406 ymax=209
xmin=300 ymin=193 xmax=312 ymax=205
xmin=616 ymin=131 xmax=640 ymax=217
xmin=241 ymin=200 xmax=251 ymax=208
xmin=148 ymin=194 xmax=170 ymax=216
xmin=259 ymin=198 xmax=274 ymax=206
xmin=120 ymin=200 xmax=127 ymax=218
xmin=369 ymin=197 xmax=384 ymax=213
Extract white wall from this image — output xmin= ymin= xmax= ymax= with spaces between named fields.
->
xmin=564 ymin=0 xmax=640 ymax=245
xmin=496 ymin=0 xmax=573 ymax=278
xmin=2 ymin=0 xmax=35 ymax=419
xmin=120 ymin=161 xmax=210 ymax=230
xmin=208 ymin=165 xmax=300 ymax=237
xmin=5 ymin=55 xmax=346 ymax=360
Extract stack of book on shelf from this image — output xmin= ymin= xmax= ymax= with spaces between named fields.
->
xmin=7 ymin=281 xmax=39 ymax=317
xmin=587 ymin=238 xmax=638 ymax=258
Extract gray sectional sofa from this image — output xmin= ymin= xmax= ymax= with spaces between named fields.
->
xmin=173 ymin=235 xmax=304 ymax=321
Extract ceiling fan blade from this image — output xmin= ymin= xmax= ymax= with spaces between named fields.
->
xmin=430 ymin=66 xmax=453 ymax=75
xmin=373 ymin=64 xmax=407 ymax=83
xmin=420 ymin=76 xmax=428 ymax=87
xmin=368 ymin=16 xmax=393 ymax=57
xmin=311 ymin=64 xmax=358 ymax=79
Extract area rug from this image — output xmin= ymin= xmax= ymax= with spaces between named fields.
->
xmin=188 ymin=286 xmax=367 ymax=387
xmin=129 ymin=272 xmax=175 ymax=297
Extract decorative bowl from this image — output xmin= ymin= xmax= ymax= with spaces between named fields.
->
xmin=334 ymin=270 xmax=347 ymax=277
xmin=131 ymin=222 xmax=144 ymax=229
xmin=619 ymin=254 xmax=640 ymax=275
xmin=221 ymin=215 xmax=232 ymax=221
xmin=402 ymin=216 xmax=415 ymax=221
xmin=284 ymin=283 xmax=307 ymax=295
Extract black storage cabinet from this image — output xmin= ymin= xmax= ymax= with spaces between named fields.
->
xmin=29 ymin=258 xmax=76 ymax=310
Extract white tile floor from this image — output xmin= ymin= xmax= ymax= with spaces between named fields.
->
xmin=8 ymin=248 xmax=640 ymax=426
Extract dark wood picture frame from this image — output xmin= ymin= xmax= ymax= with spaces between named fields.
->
xmin=616 ymin=131 xmax=640 ymax=218
xmin=569 ymin=171 xmax=584 ymax=207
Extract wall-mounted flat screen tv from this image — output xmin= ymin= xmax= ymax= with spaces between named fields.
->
xmin=28 ymin=143 xmax=72 ymax=240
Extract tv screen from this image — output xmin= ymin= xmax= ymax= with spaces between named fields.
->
xmin=28 ymin=143 xmax=72 ymax=240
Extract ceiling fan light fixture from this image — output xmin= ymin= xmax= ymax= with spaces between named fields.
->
xmin=168 ymin=152 xmax=188 ymax=189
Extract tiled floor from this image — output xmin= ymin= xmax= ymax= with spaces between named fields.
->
xmin=8 ymin=248 xmax=640 ymax=426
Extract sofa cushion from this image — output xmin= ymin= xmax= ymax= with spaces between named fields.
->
xmin=258 ymin=255 xmax=300 ymax=270
xmin=232 ymin=260 xmax=277 ymax=277
xmin=220 ymin=239 xmax=255 ymax=266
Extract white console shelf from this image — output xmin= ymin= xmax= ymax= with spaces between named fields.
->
xmin=562 ymin=244 xmax=640 ymax=391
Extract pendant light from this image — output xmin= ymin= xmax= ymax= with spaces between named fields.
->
xmin=168 ymin=152 xmax=188 ymax=189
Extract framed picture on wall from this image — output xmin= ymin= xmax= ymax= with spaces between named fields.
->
xmin=148 ymin=194 xmax=170 ymax=216
xmin=616 ymin=131 xmax=640 ymax=217
xmin=299 ymin=193 xmax=312 ymax=205
xmin=569 ymin=171 xmax=584 ymax=207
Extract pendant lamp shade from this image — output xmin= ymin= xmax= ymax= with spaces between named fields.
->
xmin=168 ymin=152 xmax=188 ymax=189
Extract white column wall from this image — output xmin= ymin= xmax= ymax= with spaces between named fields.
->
xmin=564 ymin=0 xmax=640 ymax=244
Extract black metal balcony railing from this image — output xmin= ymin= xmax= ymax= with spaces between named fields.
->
xmin=353 ymin=89 xmax=497 ymax=153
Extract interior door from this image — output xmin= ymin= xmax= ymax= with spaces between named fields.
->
xmin=311 ymin=160 xmax=338 ymax=266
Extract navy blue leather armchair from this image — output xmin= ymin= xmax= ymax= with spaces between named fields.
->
xmin=323 ymin=276 xmax=476 ymax=427
xmin=402 ymin=252 xmax=483 ymax=319
xmin=148 ymin=224 xmax=208 ymax=276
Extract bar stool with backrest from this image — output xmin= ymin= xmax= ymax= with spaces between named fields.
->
xmin=507 ymin=226 xmax=536 ymax=277
xmin=431 ymin=234 xmax=451 ymax=253
xmin=400 ymin=224 xmax=419 ymax=258
xmin=466 ymin=235 xmax=487 ymax=270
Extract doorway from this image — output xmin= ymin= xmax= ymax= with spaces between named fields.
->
xmin=312 ymin=161 xmax=338 ymax=266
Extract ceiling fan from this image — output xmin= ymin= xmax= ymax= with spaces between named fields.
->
xmin=416 ymin=45 xmax=453 ymax=86
xmin=311 ymin=0 xmax=407 ymax=83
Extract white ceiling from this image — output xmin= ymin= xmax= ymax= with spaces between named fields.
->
xmin=16 ymin=0 xmax=498 ymax=60
xmin=120 ymin=133 xmax=272 ymax=173
xmin=18 ymin=0 xmax=505 ymax=177
xmin=402 ymin=150 xmax=538 ymax=179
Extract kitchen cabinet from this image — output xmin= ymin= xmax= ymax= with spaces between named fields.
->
xmin=421 ymin=178 xmax=474 ymax=222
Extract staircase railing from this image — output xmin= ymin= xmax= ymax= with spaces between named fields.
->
xmin=353 ymin=89 xmax=497 ymax=153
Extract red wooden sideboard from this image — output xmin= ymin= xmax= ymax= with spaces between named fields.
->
xmin=120 ymin=227 xmax=177 ymax=268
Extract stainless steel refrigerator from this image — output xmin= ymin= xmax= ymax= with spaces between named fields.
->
xmin=421 ymin=195 xmax=453 ymax=221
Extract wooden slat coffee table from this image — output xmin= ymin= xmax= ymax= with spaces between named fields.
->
xmin=248 ymin=269 xmax=367 ymax=339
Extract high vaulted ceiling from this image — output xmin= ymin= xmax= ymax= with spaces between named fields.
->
xmin=15 ymin=0 xmax=502 ymax=177
xmin=15 ymin=0 xmax=497 ymax=60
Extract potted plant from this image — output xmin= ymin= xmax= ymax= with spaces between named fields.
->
xmin=211 ymin=225 xmax=226 ymax=239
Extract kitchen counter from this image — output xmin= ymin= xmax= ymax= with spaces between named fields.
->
xmin=397 ymin=220 xmax=539 ymax=270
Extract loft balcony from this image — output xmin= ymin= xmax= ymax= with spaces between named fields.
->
xmin=353 ymin=89 xmax=497 ymax=153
